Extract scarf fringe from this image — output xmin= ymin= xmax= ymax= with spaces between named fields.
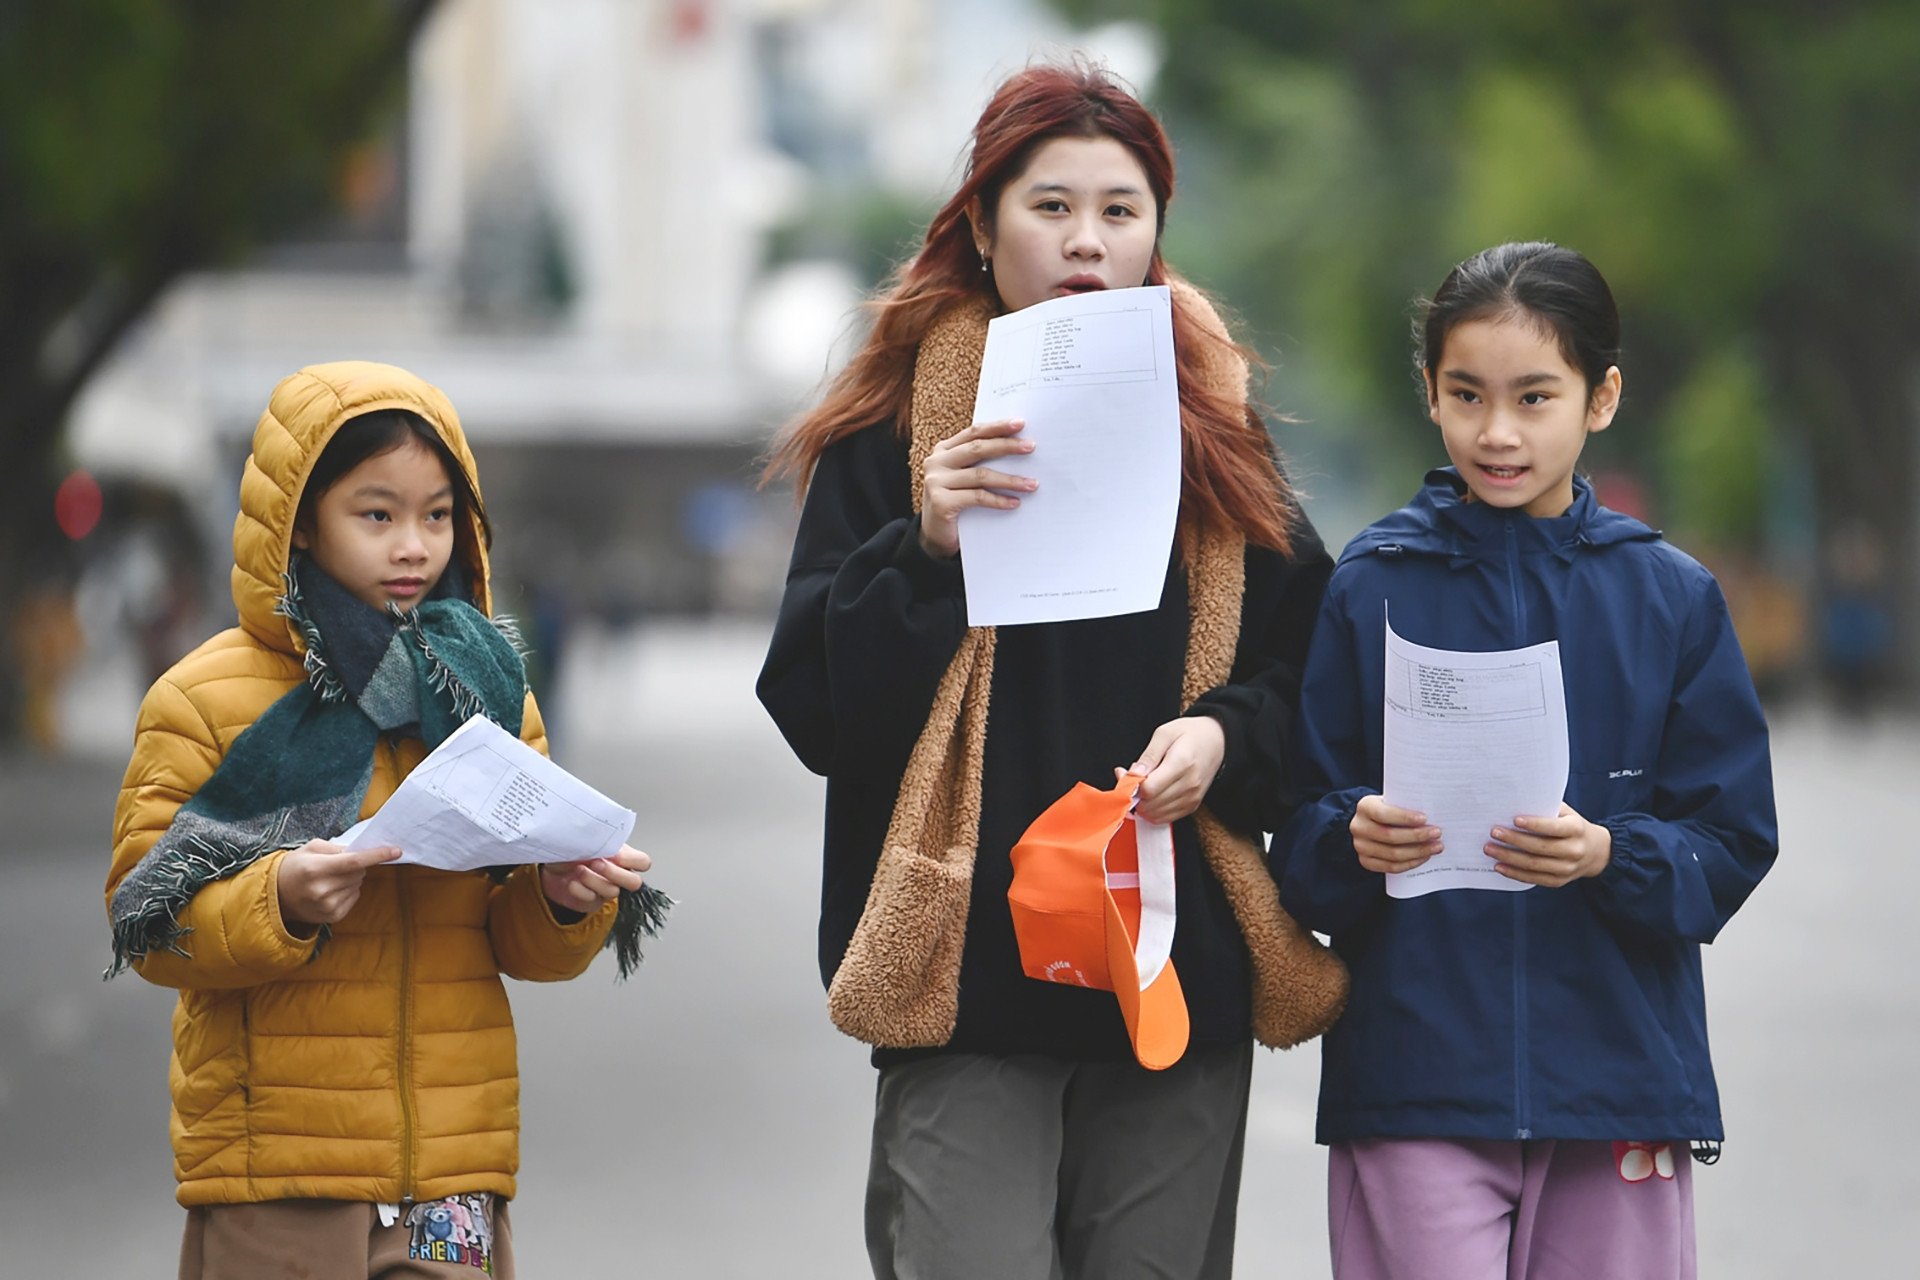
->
xmin=490 ymin=613 xmax=530 ymax=656
xmin=105 ymin=817 xmax=295 ymax=980
xmin=394 ymin=605 xmax=489 ymax=723
xmin=275 ymin=570 xmax=348 ymax=703
xmin=605 ymin=883 xmax=675 ymax=981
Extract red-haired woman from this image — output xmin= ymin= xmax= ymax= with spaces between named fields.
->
xmin=758 ymin=62 xmax=1346 ymax=1278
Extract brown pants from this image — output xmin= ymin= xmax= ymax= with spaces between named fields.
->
xmin=179 ymin=1196 xmax=515 ymax=1279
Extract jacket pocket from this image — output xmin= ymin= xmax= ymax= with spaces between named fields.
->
xmin=172 ymin=988 xmax=252 ymax=1183
xmin=827 ymin=843 xmax=972 ymax=1048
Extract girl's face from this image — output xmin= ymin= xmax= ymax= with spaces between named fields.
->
xmin=1425 ymin=315 xmax=1621 ymax=518
xmin=292 ymin=436 xmax=458 ymax=612
xmin=974 ymin=134 xmax=1159 ymax=314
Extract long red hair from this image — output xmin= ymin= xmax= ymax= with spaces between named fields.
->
xmin=764 ymin=61 xmax=1295 ymax=554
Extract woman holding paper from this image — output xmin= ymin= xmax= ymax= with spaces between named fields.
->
xmin=105 ymin=362 xmax=658 ymax=1277
xmin=758 ymin=61 xmax=1345 ymax=1278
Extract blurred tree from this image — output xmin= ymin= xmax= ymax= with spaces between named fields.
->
xmin=0 ymin=0 xmax=437 ymax=737
xmin=764 ymin=185 xmax=934 ymax=291
xmin=1062 ymin=0 xmax=1920 ymax=691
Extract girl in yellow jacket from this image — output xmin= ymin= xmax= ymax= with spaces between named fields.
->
xmin=105 ymin=361 xmax=660 ymax=1279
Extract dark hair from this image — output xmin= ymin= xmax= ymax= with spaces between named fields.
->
xmin=296 ymin=409 xmax=492 ymax=548
xmin=1417 ymin=241 xmax=1621 ymax=398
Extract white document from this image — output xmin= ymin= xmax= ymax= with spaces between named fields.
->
xmin=959 ymin=284 xmax=1181 ymax=626
xmin=338 ymin=715 xmax=635 ymax=872
xmin=1380 ymin=610 xmax=1568 ymax=899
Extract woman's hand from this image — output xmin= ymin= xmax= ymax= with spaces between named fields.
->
xmin=541 ymin=844 xmax=652 ymax=914
xmin=918 ymin=418 xmax=1037 ymax=559
xmin=1349 ymin=795 xmax=1440 ymax=875
xmin=1485 ymin=803 xmax=1611 ymax=887
xmin=1122 ymin=716 xmax=1226 ymax=824
xmin=276 ymin=840 xmax=402 ymax=935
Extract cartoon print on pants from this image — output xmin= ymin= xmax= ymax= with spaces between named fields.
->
xmin=406 ymin=1194 xmax=495 ymax=1271
xmin=1613 ymin=1141 xmax=1676 ymax=1183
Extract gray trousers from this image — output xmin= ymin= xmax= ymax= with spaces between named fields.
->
xmin=865 ymin=1041 xmax=1255 ymax=1280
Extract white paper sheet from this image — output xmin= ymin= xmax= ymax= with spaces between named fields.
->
xmin=1380 ymin=610 xmax=1568 ymax=898
xmin=959 ymin=284 xmax=1181 ymax=626
xmin=337 ymin=715 xmax=635 ymax=872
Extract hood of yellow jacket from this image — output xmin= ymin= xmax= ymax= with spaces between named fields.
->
xmin=231 ymin=361 xmax=493 ymax=655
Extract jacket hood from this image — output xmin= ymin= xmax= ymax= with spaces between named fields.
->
xmin=232 ymin=361 xmax=492 ymax=654
xmin=1339 ymin=468 xmax=1658 ymax=568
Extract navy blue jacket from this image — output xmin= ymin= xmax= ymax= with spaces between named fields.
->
xmin=1274 ymin=469 xmax=1776 ymax=1145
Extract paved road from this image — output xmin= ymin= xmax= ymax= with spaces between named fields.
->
xmin=3 ymin=620 xmax=1913 ymax=1276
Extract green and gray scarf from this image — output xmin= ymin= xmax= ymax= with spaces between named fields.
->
xmin=107 ymin=555 xmax=667 ymax=980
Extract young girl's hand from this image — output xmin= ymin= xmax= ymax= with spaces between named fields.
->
xmin=918 ymin=418 xmax=1038 ymax=559
xmin=1350 ymin=795 xmax=1441 ymax=875
xmin=1486 ymin=803 xmax=1612 ymax=887
xmin=276 ymin=840 xmax=402 ymax=935
xmin=541 ymin=844 xmax=652 ymax=913
xmin=1119 ymin=716 xmax=1226 ymax=824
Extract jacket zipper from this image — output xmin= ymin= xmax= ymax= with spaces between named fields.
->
xmin=1512 ymin=892 xmax=1529 ymax=1138
xmin=1505 ymin=522 xmax=1531 ymax=1140
xmin=1504 ymin=523 xmax=1524 ymax=638
xmin=393 ymin=737 xmax=418 ymax=1198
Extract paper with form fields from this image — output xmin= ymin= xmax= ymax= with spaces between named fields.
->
xmin=338 ymin=715 xmax=635 ymax=872
xmin=1381 ymin=611 xmax=1568 ymax=898
xmin=960 ymin=284 xmax=1180 ymax=626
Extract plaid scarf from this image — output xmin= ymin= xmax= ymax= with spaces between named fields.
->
xmin=108 ymin=556 xmax=667 ymax=979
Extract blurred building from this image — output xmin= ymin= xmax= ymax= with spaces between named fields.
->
xmin=72 ymin=0 xmax=801 ymax=625
xmin=55 ymin=0 xmax=1154 ymax=748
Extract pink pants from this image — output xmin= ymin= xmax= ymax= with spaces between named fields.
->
xmin=1329 ymin=1138 xmax=1696 ymax=1280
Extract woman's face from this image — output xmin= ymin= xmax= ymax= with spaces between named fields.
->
xmin=977 ymin=134 xmax=1159 ymax=313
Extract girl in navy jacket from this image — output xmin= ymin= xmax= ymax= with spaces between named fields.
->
xmin=1274 ymin=242 xmax=1777 ymax=1280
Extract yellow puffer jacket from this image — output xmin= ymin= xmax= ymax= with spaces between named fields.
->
xmin=106 ymin=361 xmax=616 ymax=1207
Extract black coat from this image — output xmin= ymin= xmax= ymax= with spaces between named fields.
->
xmin=758 ymin=421 xmax=1332 ymax=1062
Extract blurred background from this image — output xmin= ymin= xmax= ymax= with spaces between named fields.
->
xmin=2 ymin=0 xmax=1916 ymax=1274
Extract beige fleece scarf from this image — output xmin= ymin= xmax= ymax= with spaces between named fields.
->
xmin=826 ymin=280 xmax=1348 ymax=1052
